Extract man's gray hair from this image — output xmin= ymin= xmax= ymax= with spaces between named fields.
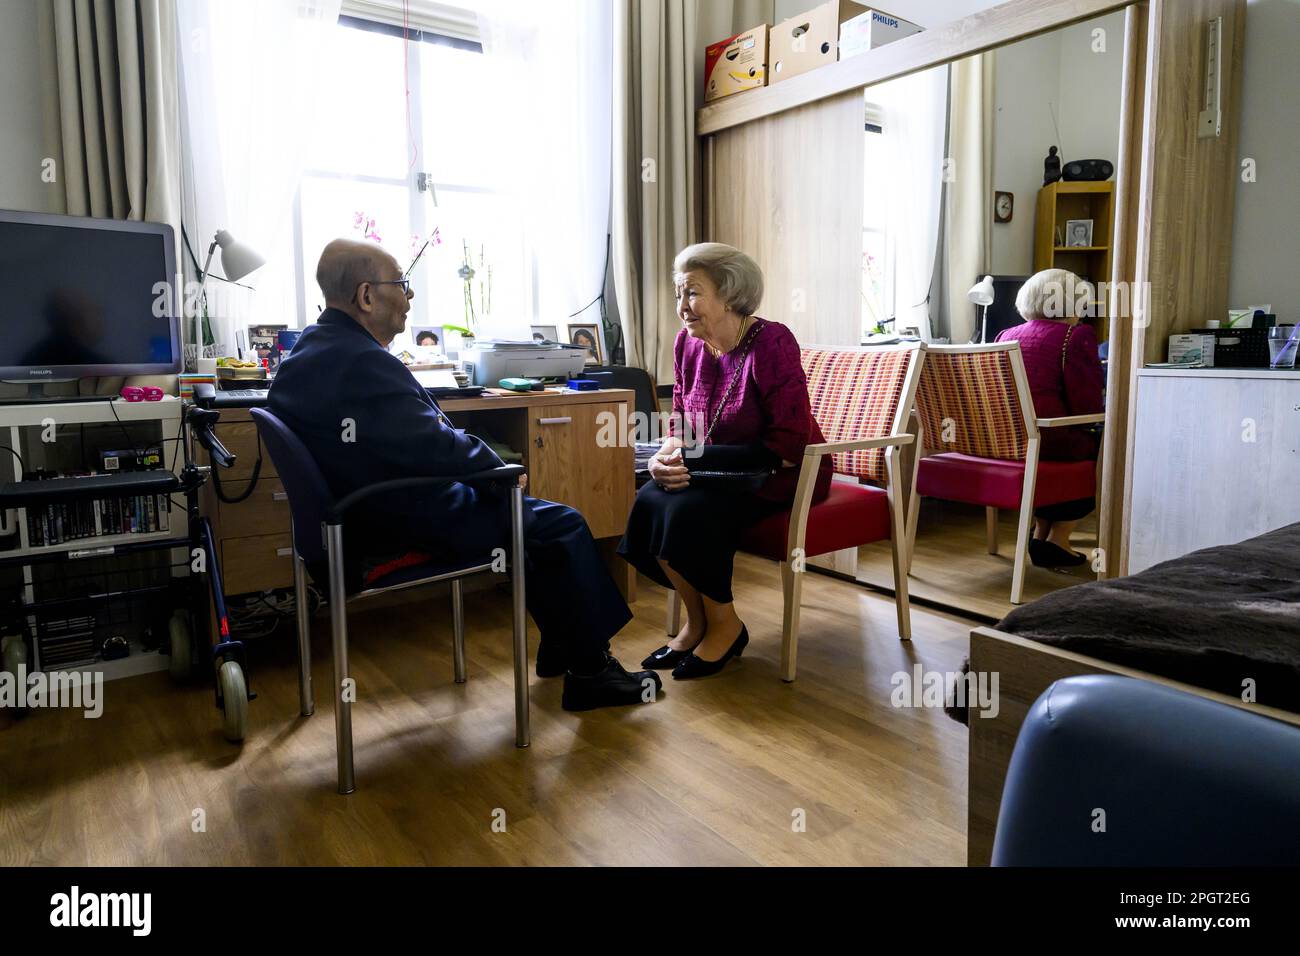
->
xmin=1015 ymin=268 xmax=1095 ymax=322
xmin=673 ymin=242 xmax=765 ymax=316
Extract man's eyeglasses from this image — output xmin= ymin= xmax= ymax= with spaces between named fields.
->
xmin=366 ymin=278 xmax=412 ymax=295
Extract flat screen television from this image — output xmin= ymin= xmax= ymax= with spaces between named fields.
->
xmin=0 ymin=209 xmax=181 ymax=384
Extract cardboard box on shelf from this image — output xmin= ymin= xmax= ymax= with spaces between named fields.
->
xmin=769 ymin=1 xmax=854 ymax=84
xmin=704 ymin=24 xmax=769 ymax=102
xmin=839 ymin=7 xmax=924 ymax=60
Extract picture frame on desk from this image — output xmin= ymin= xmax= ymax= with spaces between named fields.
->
xmin=568 ymin=324 xmax=603 ymax=365
xmin=247 ymin=324 xmax=287 ymax=370
xmin=411 ymin=325 xmax=444 ymax=350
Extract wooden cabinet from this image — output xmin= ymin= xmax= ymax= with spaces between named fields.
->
xmin=1129 ymin=368 xmax=1300 ymax=572
xmin=525 ymin=401 xmax=634 ymax=539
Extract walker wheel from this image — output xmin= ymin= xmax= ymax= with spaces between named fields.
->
xmin=168 ymin=613 xmax=193 ymax=681
xmin=219 ymin=660 xmax=248 ymax=743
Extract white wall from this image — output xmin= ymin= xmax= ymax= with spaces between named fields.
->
xmin=0 ymin=0 xmax=56 ymax=214
xmin=1229 ymin=0 xmax=1300 ymax=321
xmin=989 ymin=11 xmax=1125 ymax=274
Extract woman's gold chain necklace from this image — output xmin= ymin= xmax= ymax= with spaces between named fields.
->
xmin=707 ymin=316 xmax=750 ymax=358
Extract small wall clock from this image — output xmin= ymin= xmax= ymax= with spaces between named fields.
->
xmin=994 ymin=191 xmax=1014 ymax=223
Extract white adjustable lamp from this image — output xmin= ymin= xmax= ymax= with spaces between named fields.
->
xmin=194 ymin=228 xmax=265 ymax=358
xmin=968 ymin=275 xmax=995 ymax=343
xmin=203 ymin=229 xmax=265 ymax=284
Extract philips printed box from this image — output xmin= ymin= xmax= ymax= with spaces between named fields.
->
xmin=838 ymin=7 xmax=923 ymax=59
xmin=704 ymin=24 xmax=768 ymax=102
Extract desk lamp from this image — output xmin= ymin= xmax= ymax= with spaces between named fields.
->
xmin=969 ymin=275 xmax=995 ymax=343
xmin=196 ymin=229 xmax=265 ymax=356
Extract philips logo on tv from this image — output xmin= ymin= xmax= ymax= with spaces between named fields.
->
xmin=29 ymin=369 xmax=54 ymax=376
xmin=872 ymin=12 xmax=900 ymax=27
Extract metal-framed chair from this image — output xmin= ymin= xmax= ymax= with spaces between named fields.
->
xmin=907 ymin=342 xmax=1105 ymax=605
xmin=249 ymin=407 xmax=529 ymax=795
xmin=666 ymin=342 xmax=923 ymax=681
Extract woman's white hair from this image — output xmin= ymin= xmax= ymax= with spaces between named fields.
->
xmin=672 ymin=242 xmax=765 ymax=316
xmin=1015 ymin=268 xmax=1095 ymax=322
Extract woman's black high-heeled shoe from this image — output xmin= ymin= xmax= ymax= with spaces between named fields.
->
xmin=641 ymin=644 xmax=693 ymax=670
xmin=671 ymin=625 xmax=748 ymax=680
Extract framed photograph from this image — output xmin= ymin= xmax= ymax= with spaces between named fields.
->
xmin=247 ymin=324 xmax=287 ymax=369
xmin=410 ymin=325 xmax=444 ymax=350
xmin=568 ymin=324 xmax=604 ymax=365
xmin=531 ymin=324 xmax=559 ymax=343
xmin=1064 ymin=219 xmax=1094 ymax=248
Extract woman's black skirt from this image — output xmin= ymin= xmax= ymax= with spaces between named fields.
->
xmin=617 ymin=481 xmax=785 ymax=604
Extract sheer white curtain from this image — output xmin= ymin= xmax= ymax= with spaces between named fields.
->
xmin=943 ymin=53 xmax=994 ymax=344
xmin=177 ymin=0 xmax=342 ymax=354
xmin=475 ymin=0 xmax=613 ymax=341
xmin=874 ymin=66 xmax=947 ymax=342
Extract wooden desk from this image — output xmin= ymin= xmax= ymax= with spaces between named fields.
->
xmin=201 ymin=387 xmax=637 ymax=626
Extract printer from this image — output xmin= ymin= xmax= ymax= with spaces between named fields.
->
xmin=460 ymin=340 xmax=589 ymax=385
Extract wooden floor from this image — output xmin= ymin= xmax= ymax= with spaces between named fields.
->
xmin=859 ymin=499 xmax=1099 ymax=621
xmin=0 ymin=553 xmax=973 ymax=866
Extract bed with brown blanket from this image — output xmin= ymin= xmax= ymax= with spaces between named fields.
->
xmin=962 ymin=521 xmax=1300 ymax=865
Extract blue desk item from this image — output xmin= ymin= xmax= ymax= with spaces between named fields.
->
xmin=566 ymin=378 xmax=600 ymax=391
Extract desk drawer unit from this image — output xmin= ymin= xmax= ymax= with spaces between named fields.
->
xmin=221 ymin=531 xmax=295 ymax=594
xmin=216 ymin=478 xmax=292 ymax=540
xmin=213 ymin=421 xmax=279 ymax=481
xmin=527 ymin=401 xmax=633 ymax=539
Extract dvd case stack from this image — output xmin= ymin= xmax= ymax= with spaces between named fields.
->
xmin=21 ymin=470 xmax=172 ymax=547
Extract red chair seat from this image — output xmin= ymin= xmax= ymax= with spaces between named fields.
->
xmin=916 ymin=452 xmax=1095 ymax=511
xmin=741 ymin=481 xmax=892 ymax=561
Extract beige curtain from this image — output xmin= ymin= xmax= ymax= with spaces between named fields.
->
xmin=40 ymin=0 xmax=180 ymax=229
xmin=32 ymin=0 xmax=181 ymax=395
xmin=612 ymin=0 xmax=772 ymax=382
xmin=942 ymin=52 xmax=994 ymax=343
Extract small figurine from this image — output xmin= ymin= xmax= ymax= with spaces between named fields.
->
xmin=1044 ymin=146 xmax=1062 ymax=186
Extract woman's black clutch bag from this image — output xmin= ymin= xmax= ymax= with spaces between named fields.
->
xmin=685 ymin=443 xmax=776 ymax=490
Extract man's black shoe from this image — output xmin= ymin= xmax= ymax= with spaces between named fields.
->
xmin=561 ymin=655 xmax=662 ymax=711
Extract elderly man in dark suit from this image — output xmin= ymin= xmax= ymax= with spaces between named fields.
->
xmin=270 ymin=239 xmax=659 ymax=711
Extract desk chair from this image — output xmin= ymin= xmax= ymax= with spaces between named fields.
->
xmin=666 ymin=344 xmax=922 ymax=681
xmin=993 ymin=675 xmax=1300 ymax=865
xmin=907 ymin=342 xmax=1103 ymax=604
xmin=583 ymin=366 xmax=659 ymax=418
xmin=249 ymin=408 xmax=529 ymax=795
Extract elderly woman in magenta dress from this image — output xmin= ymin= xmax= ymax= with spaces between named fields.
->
xmin=994 ymin=268 xmax=1106 ymax=568
xmin=618 ymin=243 xmax=830 ymax=680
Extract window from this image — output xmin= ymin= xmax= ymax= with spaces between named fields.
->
xmin=292 ymin=13 xmax=527 ymax=347
xmin=862 ymin=99 xmax=892 ymax=340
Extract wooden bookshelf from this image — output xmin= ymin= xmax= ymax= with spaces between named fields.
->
xmin=1034 ymin=180 xmax=1115 ymax=341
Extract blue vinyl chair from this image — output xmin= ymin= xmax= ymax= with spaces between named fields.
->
xmin=992 ymin=675 xmax=1300 ymax=865
xmin=249 ymin=407 xmax=529 ymax=794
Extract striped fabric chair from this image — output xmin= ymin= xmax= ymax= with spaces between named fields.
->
xmin=667 ymin=343 xmax=922 ymax=682
xmin=908 ymin=343 xmax=1104 ymax=604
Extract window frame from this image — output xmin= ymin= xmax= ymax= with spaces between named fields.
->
xmin=291 ymin=13 xmax=529 ymax=336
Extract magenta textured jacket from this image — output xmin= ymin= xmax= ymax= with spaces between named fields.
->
xmin=670 ymin=318 xmax=832 ymax=503
xmin=995 ymin=318 xmax=1105 ymax=461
